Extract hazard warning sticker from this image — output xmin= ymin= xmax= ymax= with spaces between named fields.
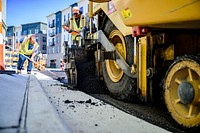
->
xmin=107 ymin=1 xmax=116 ymax=15
xmin=121 ymin=8 xmax=132 ymax=19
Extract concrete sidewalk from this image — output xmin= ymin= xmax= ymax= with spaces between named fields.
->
xmin=0 ymin=73 xmax=71 ymax=133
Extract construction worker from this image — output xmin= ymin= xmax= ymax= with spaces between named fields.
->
xmin=16 ymin=35 xmax=39 ymax=74
xmin=62 ymin=6 xmax=86 ymax=46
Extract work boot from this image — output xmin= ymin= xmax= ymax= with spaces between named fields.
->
xmin=27 ymin=71 xmax=31 ymax=74
xmin=17 ymin=70 xmax=21 ymax=74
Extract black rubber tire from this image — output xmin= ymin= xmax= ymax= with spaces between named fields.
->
xmin=102 ymin=19 xmax=136 ymax=101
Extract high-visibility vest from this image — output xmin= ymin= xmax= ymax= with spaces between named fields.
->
xmin=70 ymin=15 xmax=86 ymax=41
xmin=20 ymin=37 xmax=39 ymax=55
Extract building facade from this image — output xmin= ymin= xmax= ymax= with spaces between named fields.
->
xmin=6 ymin=26 xmax=15 ymax=48
xmin=14 ymin=26 xmax=22 ymax=47
xmin=46 ymin=0 xmax=89 ymax=68
xmin=21 ymin=22 xmax=47 ymax=55
xmin=6 ymin=22 xmax=47 ymax=54
xmin=47 ymin=11 xmax=63 ymax=68
xmin=61 ymin=6 xmax=71 ymax=50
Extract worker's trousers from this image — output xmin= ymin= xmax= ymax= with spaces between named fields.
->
xmin=17 ymin=54 xmax=33 ymax=72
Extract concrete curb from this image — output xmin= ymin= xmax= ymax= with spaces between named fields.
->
xmin=25 ymin=75 xmax=71 ymax=133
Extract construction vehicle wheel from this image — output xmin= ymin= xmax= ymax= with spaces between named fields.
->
xmin=164 ymin=56 xmax=200 ymax=127
xmin=102 ymin=19 xmax=136 ymax=101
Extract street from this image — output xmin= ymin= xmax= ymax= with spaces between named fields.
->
xmin=0 ymin=69 xmax=170 ymax=133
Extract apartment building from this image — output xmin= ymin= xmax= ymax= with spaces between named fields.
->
xmin=21 ymin=22 xmax=47 ymax=55
xmin=47 ymin=11 xmax=63 ymax=68
xmin=6 ymin=22 xmax=47 ymax=54
xmin=6 ymin=26 xmax=15 ymax=48
xmin=61 ymin=6 xmax=71 ymax=51
xmin=14 ymin=26 xmax=22 ymax=47
xmin=46 ymin=0 xmax=89 ymax=68
xmin=7 ymin=26 xmax=22 ymax=49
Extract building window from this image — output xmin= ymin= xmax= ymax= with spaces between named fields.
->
xmin=8 ymin=32 xmax=12 ymax=37
xmin=53 ymin=19 xmax=55 ymax=26
xmin=24 ymin=30 xmax=27 ymax=35
xmin=35 ymin=29 xmax=39 ymax=34
xmin=68 ymin=13 xmax=70 ymax=19
xmin=16 ymin=39 xmax=18 ymax=43
xmin=52 ymin=38 xmax=55 ymax=45
xmin=80 ymin=7 xmax=83 ymax=14
xmin=16 ymin=32 xmax=18 ymax=36
xmin=43 ymin=37 xmax=46 ymax=42
xmin=36 ymin=37 xmax=39 ymax=42
xmin=57 ymin=27 xmax=60 ymax=34
xmin=29 ymin=29 xmax=32 ymax=34
xmin=42 ymin=45 xmax=46 ymax=51
xmin=8 ymin=39 xmax=12 ymax=45
xmin=64 ymin=15 xmax=66 ymax=22
xmin=50 ymin=59 xmax=56 ymax=68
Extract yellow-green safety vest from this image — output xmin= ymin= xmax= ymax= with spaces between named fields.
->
xmin=20 ymin=37 xmax=39 ymax=55
xmin=70 ymin=15 xmax=86 ymax=41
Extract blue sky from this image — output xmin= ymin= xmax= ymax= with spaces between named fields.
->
xmin=6 ymin=0 xmax=76 ymax=26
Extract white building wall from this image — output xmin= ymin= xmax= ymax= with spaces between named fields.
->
xmin=46 ymin=13 xmax=56 ymax=67
xmin=61 ymin=7 xmax=71 ymax=50
xmin=47 ymin=13 xmax=56 ymax=47
xmin=14 ymin=26 xmax=22 ymax=48
xmin=78 ymin=0 xmax=89 ymax=16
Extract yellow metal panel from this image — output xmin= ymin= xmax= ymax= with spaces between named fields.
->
xmin=93 ymin=1 xmax=132 ymax=36
xmin=89 ymin=0 xmax=110 ymax=3
xmin=139 ymin=37 xmax=147 ymax=97
xmin=138 ymin=42 xmax=141 ymax=90
xmin=89 ymin=1 xmax=93 ymax=18
xmin=114 ymin=0 xmax=200 ymax=27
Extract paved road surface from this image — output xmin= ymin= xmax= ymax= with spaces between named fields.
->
xmin=35 ymin=70 xmax=171 ymax=133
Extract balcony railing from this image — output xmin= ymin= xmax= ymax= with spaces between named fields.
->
xmin=49 ymin=23 xmax=55 ymax=28
xmin=49 ymin=32 xmax=55 ymax=37
xmin=49 ymin=42 xmax=55 ymax=46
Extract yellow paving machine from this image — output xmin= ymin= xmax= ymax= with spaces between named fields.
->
xmin=64 ymin=0 xmax=200 ymax=127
